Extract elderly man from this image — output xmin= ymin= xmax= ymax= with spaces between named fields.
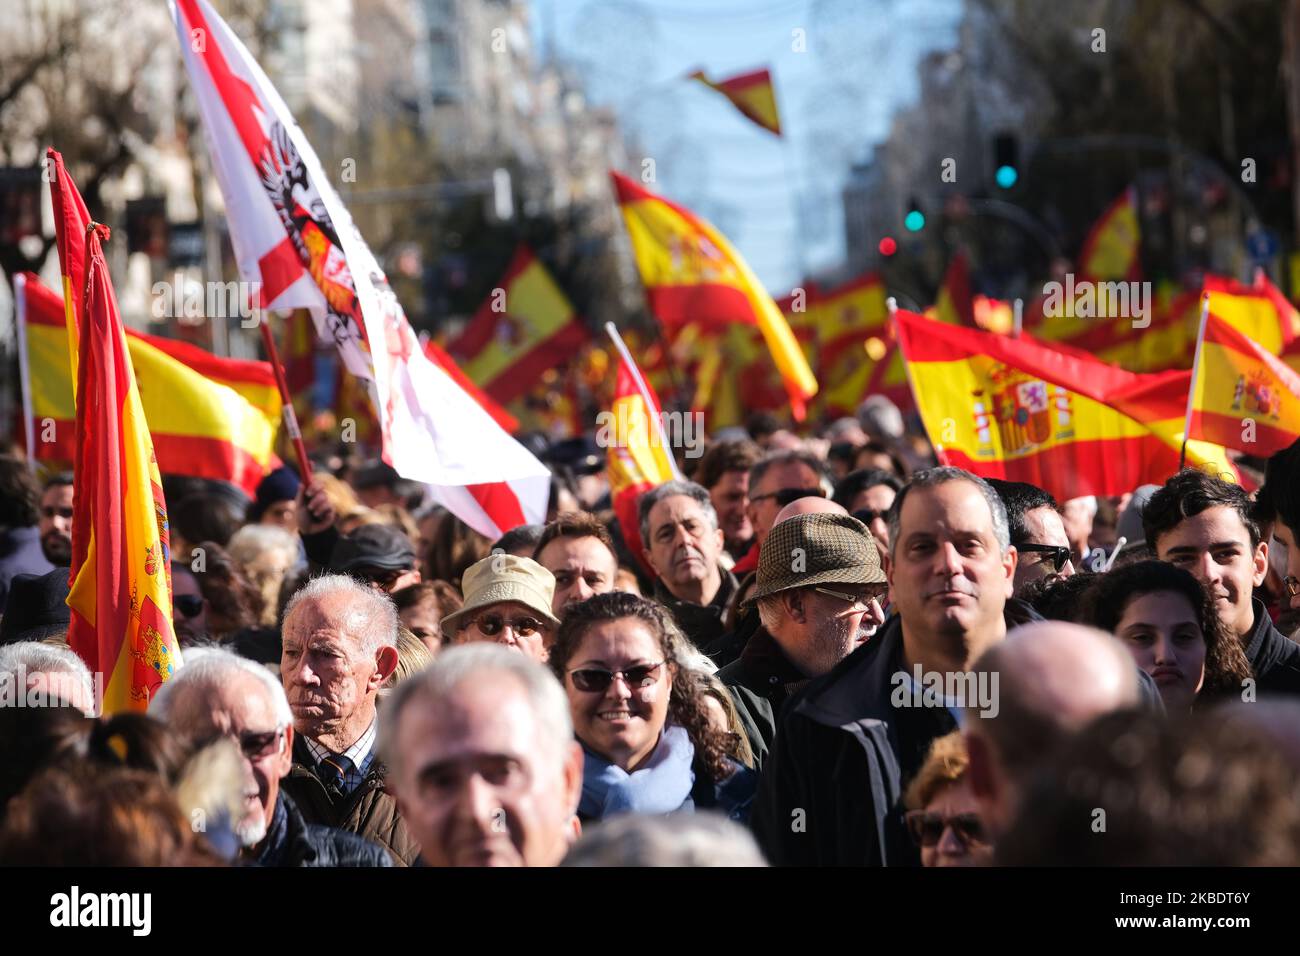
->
xmin=987 ymin=479 xmax=1075 ymax=589
xmin=752 ymin=466 xmax=1023 ymax=866
xmin=720 ymin=511 xmax=887 ymax=768
xmin=154 ymin=645 xmax=391 ymax=866
xmin=961 ymin=622 xmax=1141 ymax=843
xmin=440 ymin=554 xmax=562 ymax=661
xmin=278 ymin=574 xmax=420 ymax=865
xmin=1145 ymin=468 xmax=1300 ymax=695
xmin=533 ymin=513 xmax=620 ymax=615
xmin=693 ymin=439 xmax=762 ymax=561
xmin=381 ymin=643 xmax=582 ymax=866
xmin=0 ymin=641 xmax=95 ymax=714
xmin=638 ymin=480 xmax=736 ymax=653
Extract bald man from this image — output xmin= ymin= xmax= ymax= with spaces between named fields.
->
xmin=962 ymin=621 xmax=1144 ymax=842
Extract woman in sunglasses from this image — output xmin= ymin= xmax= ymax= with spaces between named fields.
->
xmin=903 ymin=731 xmax=993 ymax=867
xmin=549 ymin=592 xmax=756 ymax=824
xmin=1082 ymin=560 xmax=1252 ymax=714
xmin=439 ymin=554 xmax=562 ymax=663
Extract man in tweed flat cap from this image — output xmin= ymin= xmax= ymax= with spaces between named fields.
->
xmin=719 ymin=510 xmax=887 ymax=768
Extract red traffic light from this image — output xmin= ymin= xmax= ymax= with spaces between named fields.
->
xmin=878 ymin=236 xmax=897 ymax=256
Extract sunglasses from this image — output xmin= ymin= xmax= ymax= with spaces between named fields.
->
xmin=1017 ymin=543 xmax=1072 ymax=573
xmin=904 ymin=810 xmax=987 ymax=848
xmin=473 ymin=613 xmax=546 ymax=637
xmin=351 ymin=567 xmax=407 ymax=589
xmin=199 ymin=727 xmax=285 ymax=761
xmin=568 ymin=661 xmax=665 ymax=693
xmin=752 ymin=486 xmax=826 ymax=507
xmin=174 ymin=594 xmax=205 ymax=618
xmin=852 ymin=508 xmax=888 ymax=525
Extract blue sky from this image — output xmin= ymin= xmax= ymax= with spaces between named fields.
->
xmin=531 ymin=0 xmax=962 ymax=292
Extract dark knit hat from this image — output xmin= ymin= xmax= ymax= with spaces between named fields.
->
xmin=247 ymin=466 xmax=301 ymax=522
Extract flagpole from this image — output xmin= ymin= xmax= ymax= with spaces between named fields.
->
xmin=1180 ymin=292 xmax=1211 ymax=470
xmin=14 ymin=273 xmax=36 ymax=468
xmin=1012 ymin=298 xmax=1023 ymax=339
xmin=605 ymin=321 xmax=684 ymax=480
xmin=257 ymin=314 xmax=314 ymax=481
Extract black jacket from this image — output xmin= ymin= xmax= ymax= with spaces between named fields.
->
xmin=1245 ymin=597 xmax=1300 ymax=696
xmin=718 ymin=627 xmax=809 ymax=771
xmin=280 ymin=735 xmax=421 ymax=866
xmin=654 ymin=569 xmax=739 ymax=652
xmin=751 ymin=602 xmax=1164 ymax=867
xmin=256 ymin=790 xmax=393 ymax=867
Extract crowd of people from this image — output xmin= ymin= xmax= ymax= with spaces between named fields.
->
xmin=3 ymin=397 xmax=1300 ymax=867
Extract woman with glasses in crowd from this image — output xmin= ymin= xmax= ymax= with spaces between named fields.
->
xmin=440 ymin=553 xmax=562 ymax=663
xmin=1082 ymin=560 xmax=1253 ymax=714
xmin=549 ymin=591 xmax=756 ymax=824
xmin=903 ymin=731 xmax=993 ymax=867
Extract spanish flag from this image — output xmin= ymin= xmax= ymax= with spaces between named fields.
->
xmin=1187 ymin=305 xmax=1300 ymax=456
xmin=1204 ymin=273 xmax=1300 ymax=356
xmin=604 ymin=327 xmax=682 ymax=570
xmin=689 ymin=67 xmax=781 ymax=136
xmin=49 ymin=155 xmax=181 ymax=714
xmin=812 ymin=273 xmax=890 ymax=418
xmin=1080 ymin=186 xmax=1141 ymax=282
xmin=894 ymin=307 xmax=1235 ymax=501
xmin=612 ymin=171 xmax=817 ymax=419
xmin=20 ymin=272 xmax=280 ymax=496
xmin=448 ymin=246 xmax=588 ymax=405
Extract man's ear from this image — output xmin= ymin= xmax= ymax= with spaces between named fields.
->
xmin=276 ymin=724 xmax=295 ymax=779
xmin=372 ymin=644 xmax=400 ymax=689
xmin=1002 ymin=545 xmax=1018 ymax=598
xmin=1253 ymin=539 xmax=1269 ymax=588
xmin=714 ymin=526 xmax=724 ymax=554
xmin=641 ymin=545 xmax=658 ymax=577
xmin=782 ymin=589 xmax=807 ymax=624
xmin=883 ymin=550 xmax=896 ymax=606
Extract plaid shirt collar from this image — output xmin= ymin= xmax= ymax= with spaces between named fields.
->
xmin=303 ymin=718 xmax=377 ymax=792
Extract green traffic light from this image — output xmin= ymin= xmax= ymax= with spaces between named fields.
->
xmin=996 ymin=165 xmax=1018 ymax=188
xmin=904 ymin=210 xmax=925 ymax=232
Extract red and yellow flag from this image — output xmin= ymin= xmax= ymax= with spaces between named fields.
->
xmin=812 ymin=273 xmax=890 ymax=418
xmin=1080 ymin=186 xmax=1141 ymax=282
xmin=1204 ymin=273 xmax=1300 ymax=357
xmin=603 ymin=338 xmax=682 ymax=570
xmin=21 ymin=273 xmax=279 ymax=495
xmin=689 ymin=67 xmax=781 ymax=135
xmin=894 ymin=307 xmax=1234 ymax=501
xmin=612 ymin=171 xmax=817 ymax=419
xmin=448 ymin=246 xmax=588 ymax=405
xmin=49 ymin=152 xmax=180 ymax=714
xmin=1187 ymin=307 xmax=1300 ymax=456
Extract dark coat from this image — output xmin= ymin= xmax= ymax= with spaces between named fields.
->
xmin=717 ymin=626 xmax=809 ymax=771
xmin=280 ymin=734 xmax=421 ymax=866
xmin=1246 ymin=598 xmax=1300 ymax=696
xmin=751 ymin=601 xmax=1163 ymax=867
xmin=654 ymin=569 xmax=739 ymax=652
xmin=0 ymin=526 xmax=55 ymax=612
xmin=256 ymin=790 xmax=393 ymax=867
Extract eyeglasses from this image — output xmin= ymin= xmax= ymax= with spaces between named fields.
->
xmin=174 ymin=594 xmax=204 ymax=618
xmin=904 ymin=810 xmax=987 ymax=848
xmin=473 ymin=613 xmax=546 ymax=637
xmin=851 ymin=508 xmax=888 ymax=525
xmin=1285 ymin=576 xmax=1300 ymax=598
xmin=751 ymin=487 xmax=826 ymax=507
xmin=41 ymin=505 xmax=74 ymax=520
xmin=351 ymin=567 xmax=407 ymax=589
xmin=199 ymin=727 xmax=286 ymax=761
xmin=1016 ymin=543 xmax=1072 ymax=573
xmin=813 ymin=585 xmax=886 ymax=614
xmin=568 ymin=661 xmax=666 ymax=693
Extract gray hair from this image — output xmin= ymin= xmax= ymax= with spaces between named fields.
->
xmin=887 ymin=466 xmax=1011 ymax=558
xmin=226 ymin=524 xmax=301 ymax=570
xmin=562 ymin=813 xmax=767 ymax=867
xmin=638 ymin=479 xmax=719 ymax=548
xmin=151 ymin=645 xmax=292 ymax=729
xmin=0 ymin=641 xmax=93 ymax=707
xmin=282 ymin=573 xmax=399 ymax=655
xmin=378 ymin=643 xmax=572 ymax=782
xmin=748 ymin=449 xmax=827 ymax=496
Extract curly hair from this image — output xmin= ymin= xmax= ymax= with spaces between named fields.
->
xmin=549 ymin=591 xmax=732 ymax=783
xmin=192 ymin=541 xmax=266 ymax=638
xmin=1080 ymin=560 xmax=1253 ymax=705
xmin=904 ymin=730 xmax=969 ymax=810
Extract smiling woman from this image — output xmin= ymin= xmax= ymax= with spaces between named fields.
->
xmin=548 ymin=592 xmax=756 ymax=824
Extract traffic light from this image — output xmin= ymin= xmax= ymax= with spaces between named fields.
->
xmin=993 ymin=133 xmax=1018 ymax=189
xmin=904 ymin=196 xmax=925 ymax=232
xmin=878 ymin=236 xmax=897 ymax=257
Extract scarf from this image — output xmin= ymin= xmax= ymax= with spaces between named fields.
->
xmin=579 ymin=725 xmax=696 ymax=819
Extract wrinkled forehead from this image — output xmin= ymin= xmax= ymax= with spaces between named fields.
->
xmin=403 ymin=677 xmax=548 ymax=764
xmin=284 ymin=594 xmax=367 ymax=643
xmin=650 ymin=495 xmax=708 ymax=531
xmin=177 ymin=673 xmax=278 ymax=735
